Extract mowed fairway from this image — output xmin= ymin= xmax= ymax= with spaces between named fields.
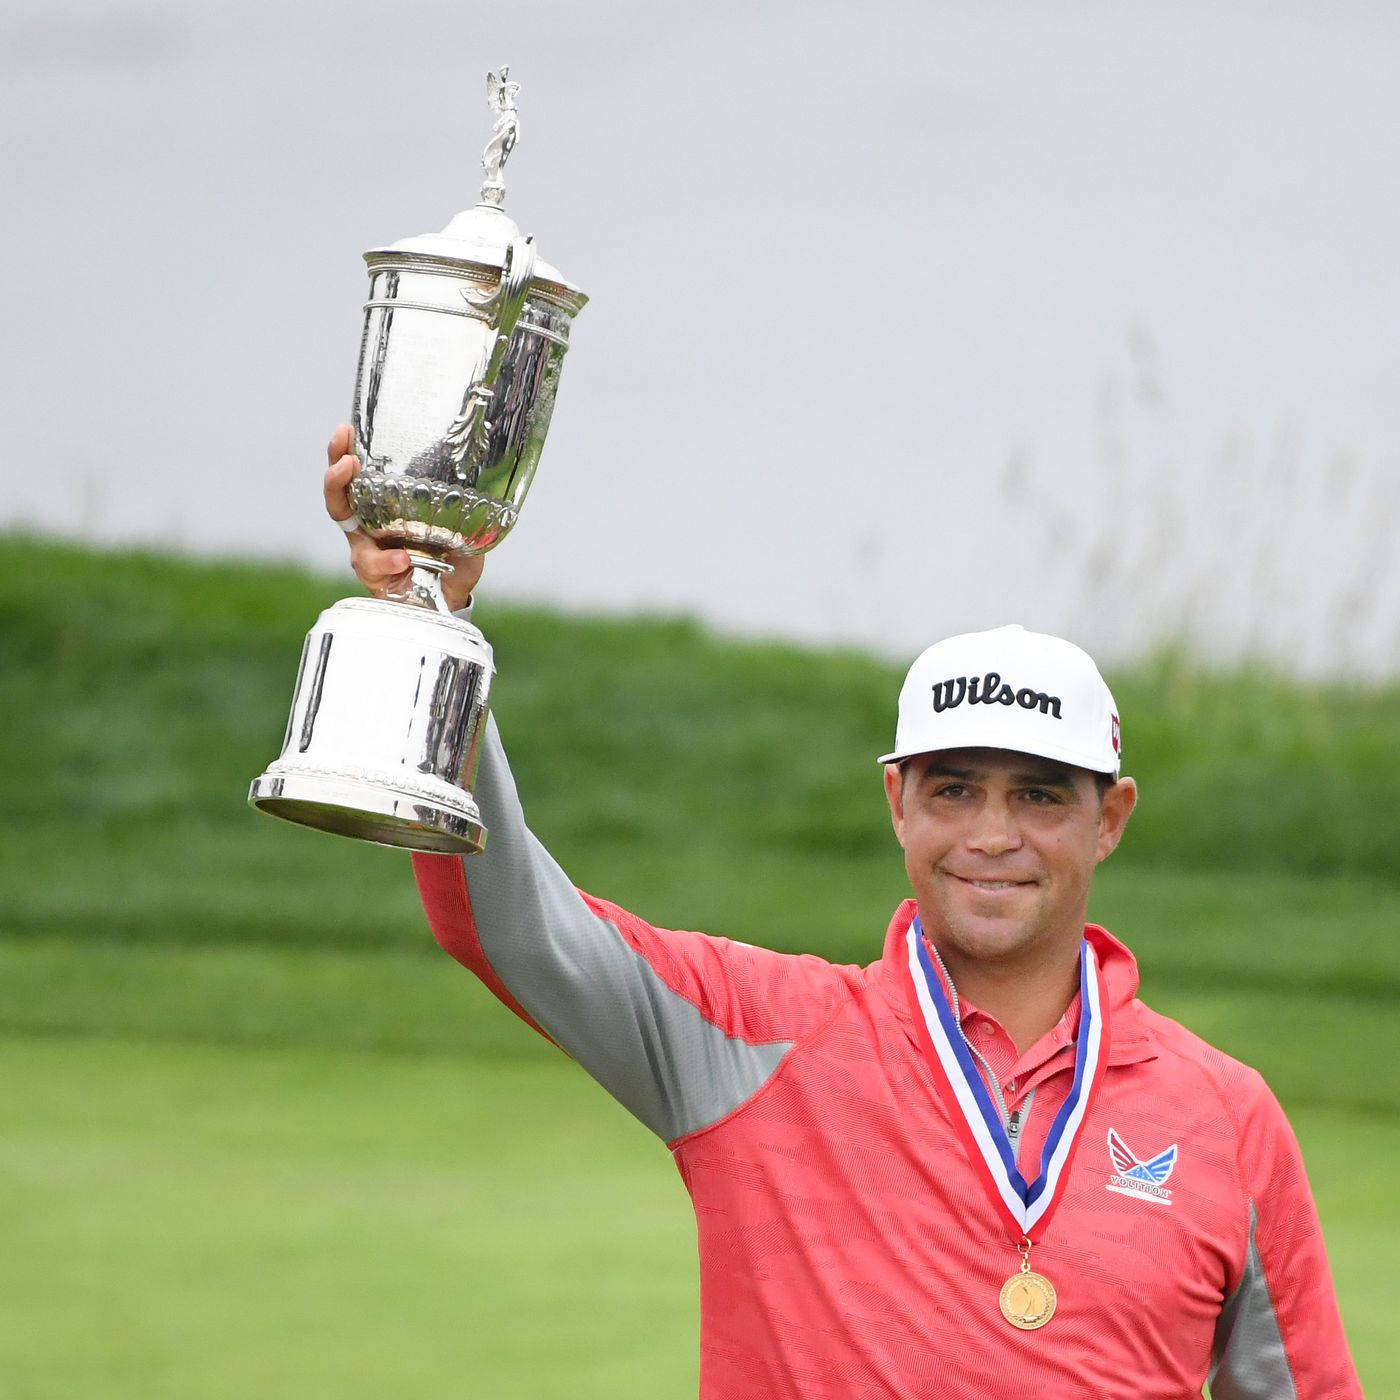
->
xmin=1 ymin=1030 xmax=1394 ymax=1398
xmin=0 ymin=1035 xmax=698 ymax=1400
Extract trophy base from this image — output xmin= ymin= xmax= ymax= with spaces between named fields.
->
xmin=249 ymin=594 xmax=495 ymax=857
xmin=249 ymin=770 xmax=486 ymax=855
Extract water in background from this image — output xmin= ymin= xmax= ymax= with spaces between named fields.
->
xmin=5 ymin=0 xmax=1398 ymax=676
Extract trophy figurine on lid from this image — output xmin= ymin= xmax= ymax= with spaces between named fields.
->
xmin=249 ymin=68 xmax=586 ymax=855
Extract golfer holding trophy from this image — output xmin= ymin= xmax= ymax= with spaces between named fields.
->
xmin=250 ymin=69 xmax=1359 ymax=1399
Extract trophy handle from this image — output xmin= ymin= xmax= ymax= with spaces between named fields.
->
xmin=483 ymin=233 xmax=537 ymax=370
xmin=447 ymin=234 xmax=538 ymax=484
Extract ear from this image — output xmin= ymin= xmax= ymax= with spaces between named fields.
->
xmin=1095 ymin=776 xmax=1138 ymax=864
xmin=884 ymin=763 xmax=907 ymax=846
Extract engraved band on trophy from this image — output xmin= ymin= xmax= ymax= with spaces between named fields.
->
xmin=249 ymin=68 xmax=587 ymax=854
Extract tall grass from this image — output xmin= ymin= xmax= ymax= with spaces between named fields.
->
xmin=1002 ymin=325 xmax=1400 ymax=679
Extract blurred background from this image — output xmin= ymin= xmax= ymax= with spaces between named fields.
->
xmin=2 ymin=1 xmax=1397 ymax=1395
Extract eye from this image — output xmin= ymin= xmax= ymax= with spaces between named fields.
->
xmin=1023 ymin=787 xmax=1062 ymax=806
xmin=932 ymin=782 xmax=970 ymax=800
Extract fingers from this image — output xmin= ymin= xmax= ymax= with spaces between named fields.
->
xmin=326 ymin=424 xmax=353 ymax=467
xmin=349 ymin=534 xmax=412 ymax=594
xmin=323 ymin=450 xmax=359 ymax=525
xmin=323 ymin=424 xmax=409 ymax=594
xmin=440 ymin=550 xmax=486 ymax=612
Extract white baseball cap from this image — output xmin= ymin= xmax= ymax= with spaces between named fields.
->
xmin=879 ymin=624 xmax=1122 ymax=775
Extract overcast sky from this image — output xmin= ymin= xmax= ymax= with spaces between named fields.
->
xmin=6 ymin=0 xmax=1399 ymax=674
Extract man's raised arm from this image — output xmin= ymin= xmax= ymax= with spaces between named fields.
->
xmin=324 ymin=427 xmax=851 ymax=1145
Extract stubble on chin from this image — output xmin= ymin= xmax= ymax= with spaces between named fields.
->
xmin=920 ymin=876 xmax=1056 ymax=970
xmin=938 ymin=913 xmax=1044 ymax=970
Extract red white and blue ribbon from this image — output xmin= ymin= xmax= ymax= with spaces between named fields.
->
xmin=903 ymin=915 xmax=1110 ymax=1242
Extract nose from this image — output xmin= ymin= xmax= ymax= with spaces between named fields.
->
xmin=965 ymin=795 xmax=1022 ymax=856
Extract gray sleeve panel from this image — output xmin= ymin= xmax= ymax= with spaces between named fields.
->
xmin=1209 ymin=1202 xmax=1299 ymax=1400
xmin=462 ymin=716 xmax=793 ymax=1143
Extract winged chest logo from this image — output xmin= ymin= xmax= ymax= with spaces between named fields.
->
xmin=1105 ymin=1129 xmax=1177 ymax=1206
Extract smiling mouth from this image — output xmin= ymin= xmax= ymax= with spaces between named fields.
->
xmin=950 ymin=875 xmax=1035 ymax=892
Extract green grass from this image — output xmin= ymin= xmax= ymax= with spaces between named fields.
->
xmin=0 ymin=936 xmax=544 ymax=1059
xmin=0 ymin=1036 xmax=698 ymax=1400
xmin=2 ymin=536 xmax=1396 ymax=1392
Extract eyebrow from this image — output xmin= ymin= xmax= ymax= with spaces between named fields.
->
xmin=918 ymin=760 xmax=1078 ymax=790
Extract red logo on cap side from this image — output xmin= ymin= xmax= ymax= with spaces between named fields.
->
xmin=1111 ymin=714 xmax=1121 ymax=754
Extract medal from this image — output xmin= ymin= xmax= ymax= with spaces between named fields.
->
xmin=902 ymin=916 xmax=1111 ymax=1329
xmin=998 ymin=1237 xmax=1057 ymax=1330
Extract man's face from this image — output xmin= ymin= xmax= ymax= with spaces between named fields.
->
xmin=884 ymin=748 xmax=1136 ymax=970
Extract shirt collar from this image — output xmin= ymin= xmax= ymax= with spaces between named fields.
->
xmin=872 ymin=898 xmax=1156 ymax=1068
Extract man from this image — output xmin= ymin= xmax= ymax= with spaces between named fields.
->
xmin=324 ymin=427 xmax=1361 ymax=1398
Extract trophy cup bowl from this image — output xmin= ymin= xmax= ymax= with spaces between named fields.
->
xmin=249 ymin=69 xmax=586 ymax=855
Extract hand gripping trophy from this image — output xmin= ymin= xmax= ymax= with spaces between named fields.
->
xmin=249 ymin=69 xmax=586 ymax=854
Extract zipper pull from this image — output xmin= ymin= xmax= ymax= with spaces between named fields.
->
xmin=1006 ymin=1108 xmax=1022 ymax=1147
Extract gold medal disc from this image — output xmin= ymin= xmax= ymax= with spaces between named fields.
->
xmin=999 ymin=1269 xmax=1057 ymax=1330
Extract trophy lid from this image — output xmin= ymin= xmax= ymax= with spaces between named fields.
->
xmin=363 ymin=67 xmax=585 ymax=314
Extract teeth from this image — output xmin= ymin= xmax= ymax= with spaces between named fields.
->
xmin=969 ymin=880 xmax=1017 ymax=890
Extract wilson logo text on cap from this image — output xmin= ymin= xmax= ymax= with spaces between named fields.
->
xmin=930 ymin=673 xmax=1063 ymax=718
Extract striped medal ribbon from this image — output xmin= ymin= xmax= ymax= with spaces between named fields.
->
xmin=903 ymin=916 xmax=1111 ymax=1328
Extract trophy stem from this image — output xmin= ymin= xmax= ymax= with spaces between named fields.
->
xmin=387 ymin=552 xmax=456 ymax=614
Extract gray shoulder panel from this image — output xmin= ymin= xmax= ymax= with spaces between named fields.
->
xmin=462 ymin=717 xmax=792 ymax=1142
xmin=1209 ymin=1202 xmax=1298 ymax=1400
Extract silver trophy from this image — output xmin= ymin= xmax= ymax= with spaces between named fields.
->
xmin=249 ymin=68 xmax=586 ymax=854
